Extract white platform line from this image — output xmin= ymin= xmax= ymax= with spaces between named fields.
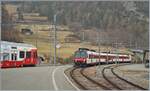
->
xmin=63 ymin=67 xmax=80 ymax=91
xmin=52 ymin=67 xmax=60 ymax=91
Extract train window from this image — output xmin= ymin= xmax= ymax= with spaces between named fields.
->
xmin=11 ymin=47 xmax=17 ymax=49
xmin=20 ymin=51 xmax=25 ymax=58
xmin=3 ymin=53 xmax=9 ymax=61
xmin=26 ymin=52 xmax=31 ymax=58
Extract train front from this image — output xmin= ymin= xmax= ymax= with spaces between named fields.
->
xmin=73 ymin=50 xmax=88 ymax=66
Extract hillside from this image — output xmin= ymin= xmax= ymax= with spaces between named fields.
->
xmin=6 ymin=1 xmax=148 ymax=49
xmin=3 ymin=1 xmax=149 ymax=49
xmin=2 ymin=1 xmax=148 ymax=63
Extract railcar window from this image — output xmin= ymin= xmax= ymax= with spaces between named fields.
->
xmin=3 ymin=53 xmax=9 ymax=60
xmin=20 ymin=51 xmax=25 ymax=58
xmin=26 ymin=52 xmax=31 ymax=58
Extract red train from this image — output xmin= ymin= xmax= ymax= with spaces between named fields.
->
xmin=0 ymin=41 xmax=38 ymax=68
xmin=73 ymin=48 xmax=131 ymax=66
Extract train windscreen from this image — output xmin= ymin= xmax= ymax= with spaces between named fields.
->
xmin=74 ymin=51 xmax=87 ymax=58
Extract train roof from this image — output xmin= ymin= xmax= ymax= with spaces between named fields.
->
xmin=130 ymin=49 xmax=144 ymax=53
xmin=144 ymin=49 xmax=149 ymax=52
xmin=76 ymin=49 xmax=129 ymax=56
xmin=1 ymin=41 xmax=36 ymax=49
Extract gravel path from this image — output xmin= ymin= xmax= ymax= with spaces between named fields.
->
xmin=114 ymin=64 xmax=149 ymax=89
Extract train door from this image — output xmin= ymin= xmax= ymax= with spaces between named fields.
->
xmin=89 ymin=54 xmax=92 ymax=64
xmin=86 ymin=53 xmax=90 ymax=64
xmin=25 ymin=50 xmax=32 ymax=65
xmin=31 ymin=49 xmax=38 ymax=65
xmin=11 ymin=53 xmax=17 ymax=66
xmin=11 ymin=48 xmax=18 ymax=67
xmin=19 ymin=50 xmax=26 ymax=65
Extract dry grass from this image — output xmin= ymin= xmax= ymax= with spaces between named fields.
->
xmin=23 ymin=16 xmax=48 ymax=21
xmin=15 ymin=24 xmax=50 ymax=32
xmin=5 ymin=4 xmax=18 ymax=15
xmin=21 ymin=30 xmax=100 ymax=59
xmin=20 ymin=28 xmax=99 ymax=59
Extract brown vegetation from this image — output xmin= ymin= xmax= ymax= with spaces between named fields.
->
xmin=2 ymin=4 xmax=22 ymax=42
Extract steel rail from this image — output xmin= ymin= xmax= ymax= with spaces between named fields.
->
xmin=111 ymin=67 xmax=147 ymax=90
xmin=70 ymin=67 xmax=88 ymax=90
xmin=102 ymin=66 xmax=122 ymax=90
xmin=80 ymin=68 xmax=111 ymax=90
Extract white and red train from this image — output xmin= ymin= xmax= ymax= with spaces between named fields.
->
xmin=0 ymin=41 xmax=38 ymax=68
xmin=73 ymin=48 xmax=131 ymax=66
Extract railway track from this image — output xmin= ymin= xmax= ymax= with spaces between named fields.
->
xmin=102 ymin=64 xmax=147 ymax=90
xmin=70 ymin=67 xmax=111 ymax=90
xmin=69 ymin=64 xmax=148 ymax=90
xmin=69 ymin=63 xmax=148 ymax=90
xmin=70 ymin=67 xmax=87 ymax=90
xmin=80 ymin=68 xmax=111 ymax=90
xmin=102 ymin=65 xmax=122 ymax=90
xmin=111 ymin=65 xmax=147 ymax=90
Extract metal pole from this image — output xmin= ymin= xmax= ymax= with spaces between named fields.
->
xmin=130 ymin=38 xmax=132 ymax=48
xmin=49 ymin=24 xmax=51 ymax=64
xmin=35 ymin=24 xmax=38 ymax=48
xmin=82 ymin=31 xmax=85 ymax=42
xmin=54 ymin=14 xmax=57 ymax=65
xmin=135 ymin=42 xmax=138 ymax=49
xmin=96 ymin=30 xmax=101 ymax=77
xmin=115 ymin=42 xmax=118 ymax=65
xmin=98 ymin=31 xmax=101 ymax=66
xmin=107 ymin=48 xmax=108 ymax=64
xmin=117 ymin=43 xmax=119 ymax=64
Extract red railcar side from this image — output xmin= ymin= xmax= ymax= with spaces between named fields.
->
xmin=1 ymin=41 xmax=38 ymax=68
